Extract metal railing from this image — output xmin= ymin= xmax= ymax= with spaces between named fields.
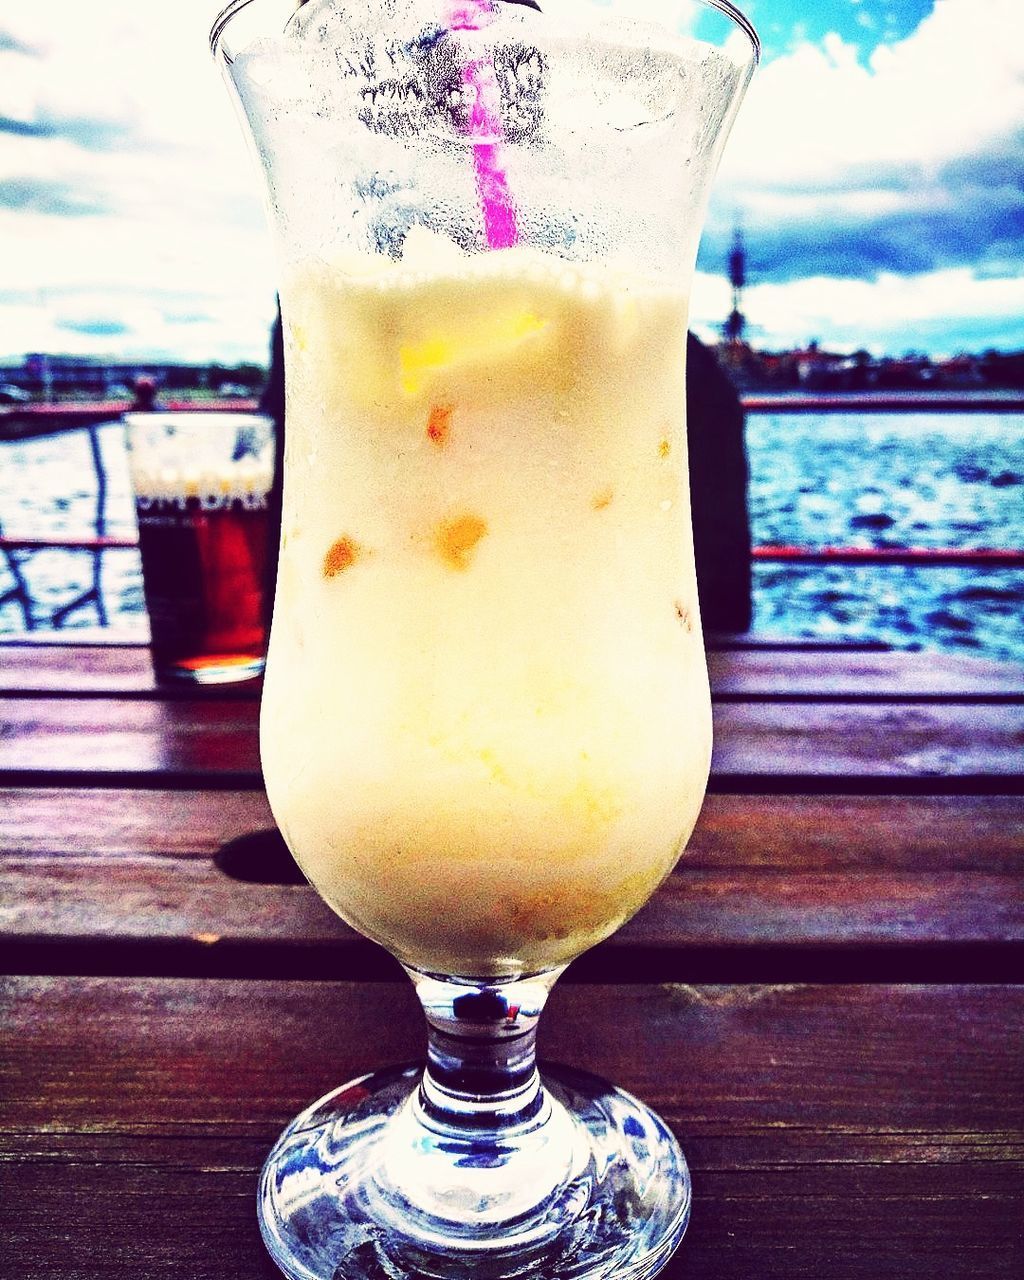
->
xmin=3 ymin=535 xmax=1022 ymax=634
xmin=0 ymin=423 xmax=115 ymax=630
xmin=3 ymin=396 xmax=1023 ymax=631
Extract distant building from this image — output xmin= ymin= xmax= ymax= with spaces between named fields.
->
xmin=17 ymin=355 xmax=166 ymax=399
xmin=793 ymin=342 xmax=855 ymax=388
xmin=0 ymin=355 xmax=266 ymax=401
xmin=935 ymin=354 xmax=985 ymax=389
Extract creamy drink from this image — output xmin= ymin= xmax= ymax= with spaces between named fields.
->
xmin=261 ymin=233 xmax=711 ymax=976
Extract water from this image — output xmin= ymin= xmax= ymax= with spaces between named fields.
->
xmin=0 ymin=424 xmax=144 ymax=633
xmin=746 ymin=413 xmax=1024 ymax=662
xmin=1 ymin=413 xmax=1022 ymax=661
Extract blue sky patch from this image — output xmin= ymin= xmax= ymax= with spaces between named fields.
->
xmin=746 ymin=0 xmax=935 ymax=64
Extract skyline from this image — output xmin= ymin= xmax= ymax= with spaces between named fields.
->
xmin=1 ymin=0 xmax=1022 ymax=363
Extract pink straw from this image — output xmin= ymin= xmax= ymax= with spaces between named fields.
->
xmin=448 ymin=0 xmax=519 ymax=249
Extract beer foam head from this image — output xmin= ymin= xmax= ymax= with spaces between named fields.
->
xmin=126 ymin=413 xmax=274 ymax=502
xmin=130 ymin=459 xmax=274 ymax=504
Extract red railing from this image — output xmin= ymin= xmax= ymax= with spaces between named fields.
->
xmin=3 ymin=399 xmax=1022 ymax=631
xmin=752 ymin=546 xmax=1024 ymax=568
xmin=741 ymin=392 xmax=1024 ymax=414
xmin=0 ymin=399 xmax=262 ymax=440
xmin=3 ymin=390 xmax=1024 ymax=441
xmin=3 ymin=535 xmax=1022 ymax=568
xmin=0 ymin=535 xmax=138 ymax=551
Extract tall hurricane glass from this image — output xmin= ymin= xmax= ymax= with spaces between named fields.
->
xmin=212 ymin=2 xmax=757 ymax=1276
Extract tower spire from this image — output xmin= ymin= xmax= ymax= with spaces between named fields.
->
xmin=723 ymin=227 xmax=746 ymax=346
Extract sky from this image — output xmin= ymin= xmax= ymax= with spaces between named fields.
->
xmin=0 ymin=0 xmax=1022 ymax=364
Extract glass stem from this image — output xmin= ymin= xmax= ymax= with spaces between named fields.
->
xmin=380 ymin=968 xmax=576 ymax=1229
xmin=406 ymin=967 xmax=563 ymax=1136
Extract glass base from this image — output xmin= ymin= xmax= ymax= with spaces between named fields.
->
xmin=258 ymin=1062 xmax=690 ymax=1280
xmin=152 ymin=652 xmax=265 ymax=684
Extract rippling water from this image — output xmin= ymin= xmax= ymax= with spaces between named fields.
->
xmin=746 ymin=413 xmax=1023 ymax=661
xmin=1 ymin=412 xmax=1022 ymax=661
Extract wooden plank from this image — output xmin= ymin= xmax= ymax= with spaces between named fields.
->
xmin=708 ymin=649 xmax=1024 ymax=702
xmin=0 ymin=630 xmax=144 ymax=648
xmin=0 ymin=643 xmax=246 ymax=695
xmin=4 ymin=858 xmax=1021 ymax=982
xmin=1 ymin=695 xmax=1021 ymax=790
xmin=0 ymin=788 xmax=276 ymax=859
xmin=2 ymin=791 xmax=1021 ymax=980
xmin=711 ymin=702 xmax=1024 ymax=791
xmin=4 ymin=642 xmax=1022 ymax=700
xmin=689 ymin=792 xmax=1024 ymax=872
xmin=4 ymin=789 xmax=1022 ymax=872
xmin=1 ymin=977 xmax=1022 ymax=1278
xmin=0 ymin=696 xmax=261 ymax=785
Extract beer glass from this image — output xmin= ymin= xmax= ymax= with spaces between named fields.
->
xmin=125 ymin=412 xmax=274 ymax=683
xmin=212 ymin=1 xmax=757 ymax=1275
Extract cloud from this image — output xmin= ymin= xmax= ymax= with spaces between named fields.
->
xmin=690 ymin=266 xmax=1024 ymax=357
xmin=164 ymin=311 xmax=217 ymax=326
xmin=0 ymin=176 xmax=109 ymax=217
xmin=0 ymin=0 xmax=1021 ymax=361
xmin=0 ymin=31 xmax=37 ymax=56
xmin=695 ymin=0 xmax=1024 ymax=347
xmin=0 ymin=2 xmax=276 ymax=363
xmin=0 ymin=279 xmax=276 ymax=365
xmin=0 ymin=198 xmax=278 ymax=363
xmin=57 ymin=317 xmax=129 ymax=337
xmin=0 ymin=115 xmax=53 ymax=138
xmin=717 ymin=1 xmax=1024 ymax=189
xmin=0 ymin=111 xmax=134 ymax=151
xmin=700 ymin=134 xmax=1024 ymax=282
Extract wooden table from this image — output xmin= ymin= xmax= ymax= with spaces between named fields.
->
xmin=2 ymin=639 xmax=1023 ymax=1278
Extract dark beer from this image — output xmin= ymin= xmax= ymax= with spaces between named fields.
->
xmin=136 ymin=488 xmax=271 ymax=682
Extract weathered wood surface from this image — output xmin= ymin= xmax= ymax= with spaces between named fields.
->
xmin=2 ymin=694 xmax=1022 ymax=790
xmin=5 ymin=787 xmax=1021 ymax=869
xmin=2 ymin=641 xmax=1022 ymax=1275
xmin=708 ymin=648 xmax=1024 ymax=701
xmin=3 ymin=642 xmax=1022 ymax=700
xmin=2 ymin=789 xmax=1022 ymax=981
xmin=2 ymin=977 xmax=1022 ymax=1279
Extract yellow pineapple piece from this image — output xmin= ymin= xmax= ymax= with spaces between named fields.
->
xmin=400 ymin=311 xmax=549 ymax=397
